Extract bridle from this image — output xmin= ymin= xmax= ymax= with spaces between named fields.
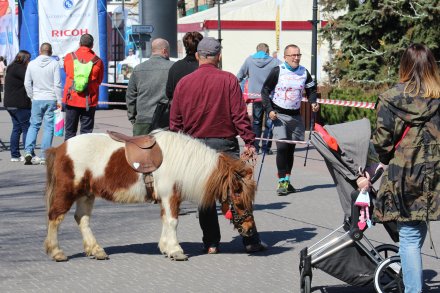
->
xmin=223 ymin=188 xmax=254 ymax=235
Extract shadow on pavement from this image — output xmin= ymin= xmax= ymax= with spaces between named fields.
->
xmin=254 ymin=201 xmax=290 ymax=211
xmin=69 ymin=242 xmax=161 ymax=260
xmin=258 ymin=227 xmax=317 ymax=246
xmin=300 ymin=183 xmax=335 ymax=192
xmin=81 ymin=227 xmax=318 ymax=259
xmin=312 ymin=284 xmax=375 ymax=293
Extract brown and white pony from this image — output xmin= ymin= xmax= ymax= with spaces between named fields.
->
xmin=44 ymin=131 xmax=256 ymax=261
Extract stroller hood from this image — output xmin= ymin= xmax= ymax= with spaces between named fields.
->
xmin=311 ymin=118 xmax=371 ymax=216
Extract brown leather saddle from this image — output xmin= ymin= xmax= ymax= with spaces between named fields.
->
xmin=107 ymin=131 xmax=163 ymax=173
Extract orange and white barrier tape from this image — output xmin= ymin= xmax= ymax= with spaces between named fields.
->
xmin=243 ymin=92 xmax=375 ymax=109
xmin=255 ymin=137 xmax=309 ymax=145
xmin=98 ymin=84 xmax=375 ymax=109
xmin=316 ymin=98 xmax=375 ymax=109
xmin=97 ymin=101 xmax=127 ymax=105
xmin=101 ymin=82 xmax=128 ymax=89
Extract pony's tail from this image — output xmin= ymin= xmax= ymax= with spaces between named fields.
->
xmin=45 ymin=147 xmax=57 ymax=220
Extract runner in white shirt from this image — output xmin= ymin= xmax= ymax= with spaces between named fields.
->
xmin=261 ymin=44 xmax=320 ymax=195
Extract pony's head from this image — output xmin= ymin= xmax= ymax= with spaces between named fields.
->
xmin=204 ymin=154 xmax=256 ymax=237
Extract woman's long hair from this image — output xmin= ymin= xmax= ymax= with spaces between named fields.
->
xmin=12 ymin=50 xmax=31 ymax=65
xmin=183 ymin=31 xmax=203 ymax=55
xmin=399 ymin=43 xmax=440 ymax=98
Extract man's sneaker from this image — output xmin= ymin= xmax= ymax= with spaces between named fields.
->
xmin=24 ymin=154 xmax=33 ymax=165
xmin=203 ymin=244 xmax=219 ymax=254
xmin=31 ymin=156 xmax=43 ymax=165
xmin=11 ymin=156 xmax=25 ymax=162
xmin=286 ymin=183 xmax=297 ymax=193
xmin=277 ymin=180 xmax=289 ymax=195
xmin=245 ymin=241 xmax=268 ymax=253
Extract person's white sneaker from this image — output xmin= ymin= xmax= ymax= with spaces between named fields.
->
xmin=10 ymin=156 xmax=25 ymax=162
xmin=31 ymin=156 xmax=43 ymax=165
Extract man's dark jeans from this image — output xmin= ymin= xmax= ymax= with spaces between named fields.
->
xmin=197 ymin=137 xmax=261 ymax=248
xmin=64 ymin=105 xmax=96 ymax=140
xmin=253 ymin=102 xmax=272 ymax=152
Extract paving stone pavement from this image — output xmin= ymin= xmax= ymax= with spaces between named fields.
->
xmin=0 ymin=107 xmax=439 ymax=293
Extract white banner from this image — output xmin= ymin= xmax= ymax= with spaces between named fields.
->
xmin=0 ymin=0 xmax=19 ymax=64
xmin=38 ymin=0 xmax=100 ymax=59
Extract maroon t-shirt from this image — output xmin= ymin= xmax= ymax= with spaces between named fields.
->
xmin=170 ymin=63 xmax=255 ymax=146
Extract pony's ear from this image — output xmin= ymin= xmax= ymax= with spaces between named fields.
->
xmin=221 ymin=182 xmax=230 ymax=203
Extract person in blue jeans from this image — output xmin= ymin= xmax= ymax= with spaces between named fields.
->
xmin=373 ymin=44 xmax=440 ymax=293
xmin=23 ymin=43 xmax=62 ymax=165
xmin=237 ymin=43 xmax=281 ymax=154
xmin=3 ymin=50 xmax=32 ymax=161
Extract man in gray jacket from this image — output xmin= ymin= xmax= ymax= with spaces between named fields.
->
xmin=23 ymin=42 xmax=62 ymax=165
xmin=237 ymin=43 xmax=281 ymax=153
xmin=126 ymin=38 xmax=174 ymax=135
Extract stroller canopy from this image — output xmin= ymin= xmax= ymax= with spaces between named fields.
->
xmin=311 ymin=118 xmax=371 ymax=216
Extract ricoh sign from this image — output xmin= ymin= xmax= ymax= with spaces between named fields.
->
xmin=38 ymin=0 xmax=99 ymax=58
xmin=52 ymin=29 xmax=89 ymax=37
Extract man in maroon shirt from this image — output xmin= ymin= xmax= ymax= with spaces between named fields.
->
xmin=170 ymin=37 xmax=266 ymax=254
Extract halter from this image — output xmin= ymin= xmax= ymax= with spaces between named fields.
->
xmin=223 ymin=188 xmax=254 ymax=235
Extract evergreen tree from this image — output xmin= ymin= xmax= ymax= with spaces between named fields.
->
xmin=321 ymin=0 xmax=440 ymax=87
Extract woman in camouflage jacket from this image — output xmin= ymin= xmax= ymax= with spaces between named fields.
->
xmin=373 ymin=44 xmax=440 ymax=293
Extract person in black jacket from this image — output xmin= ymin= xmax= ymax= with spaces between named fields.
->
xmin=4 ymin=50 xmax=32 ymax=162
xmin=165 ymin=31 xmax=203 ymax=101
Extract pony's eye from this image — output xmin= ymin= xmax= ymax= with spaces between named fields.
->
xmin=235 ymin=202 xmax=244 ymax=209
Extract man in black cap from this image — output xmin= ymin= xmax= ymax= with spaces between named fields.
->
xmin=170 ymin=37 xmax=267 ymax=254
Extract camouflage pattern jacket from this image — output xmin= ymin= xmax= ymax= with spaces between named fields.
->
xmin=372 ymin=83 xmax=440 ymax=222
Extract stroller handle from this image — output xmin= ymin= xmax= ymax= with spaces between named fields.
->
xmin=370 ymin=167 xmax=384 ymax=184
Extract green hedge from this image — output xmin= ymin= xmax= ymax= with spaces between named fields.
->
xmin=320 ymin=87 xmax=378 ymax=131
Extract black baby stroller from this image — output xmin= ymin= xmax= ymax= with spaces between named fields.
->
xmin=299 ymin=119 xmax=403 ymax=293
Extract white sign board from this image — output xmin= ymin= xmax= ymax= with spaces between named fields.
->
xmin=38 ymin=0 xmax=100 ymax=58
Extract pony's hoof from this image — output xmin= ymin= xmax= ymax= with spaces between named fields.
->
xmin=169 ymin=251 xmax=188 ymax=261
xmin=53 ymin=252 xmax=68 ymax=262
xmin=94 ymin=251 xmax=109 ymax=260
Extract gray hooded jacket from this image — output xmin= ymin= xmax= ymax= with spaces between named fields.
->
xmin=237 ymin=53 xmax=281 ymax=96
xmin=24 ymin=55 xmax=62 ymax=103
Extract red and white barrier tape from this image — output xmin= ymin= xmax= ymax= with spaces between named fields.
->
xmin=316 ymin=98 xmax=375 ymax=109
xmin=101 ymin=83 xmax=128 ymax=89
xmin=255 ymin=137 xmax=309 ymax=145
xmin=243 ymin=92 xmax=375 ymax=109
xmin=97 ymin=101 xmax=127 ymax=105
xmin=99 ymin=84 xmax=375 ymax=109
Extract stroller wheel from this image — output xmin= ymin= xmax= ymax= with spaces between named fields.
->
xmin=301 ymin=275 xmax=311 ymax=293
xmin=371 ymin=244 xmax=399 ymax=263
xmin=374 ymin=256 xmax=404 ymax=293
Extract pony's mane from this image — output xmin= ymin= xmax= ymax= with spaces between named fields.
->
xmin=202 ymin=154 xmax=256 ymax=210
xmin=152 ymin=131 xmax=219 ymax=202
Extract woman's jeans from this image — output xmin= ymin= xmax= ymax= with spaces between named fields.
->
xmin=6 ymin=108 xmax=31 ymax=158
xmin=398 ymin=221 xmax=427 ymax=293
xmin=25 ymin=100 xmax=56 ymax=159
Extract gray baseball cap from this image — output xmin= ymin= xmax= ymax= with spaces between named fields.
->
xmin=197 ymin=37 xmax=221 ymax=57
